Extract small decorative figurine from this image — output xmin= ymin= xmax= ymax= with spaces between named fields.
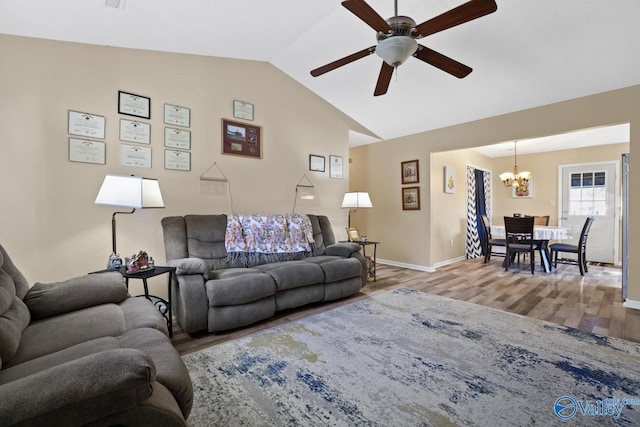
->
xmin=127 ymin=250 xmax=154 ymax=273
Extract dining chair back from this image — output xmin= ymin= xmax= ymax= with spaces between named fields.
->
xmin=550 ymin=216 xmax=595 ymax=275
xmin=504 ymin=216 xmax=538 ymax=274
xmin=480 ymin=214 xmax=506 ymax=263
xmin=525 ymin=215 xmax=550 ymax=226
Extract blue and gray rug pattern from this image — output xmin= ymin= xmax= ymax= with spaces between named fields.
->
xmin=183 ymin=288 xmax=640 ymax=426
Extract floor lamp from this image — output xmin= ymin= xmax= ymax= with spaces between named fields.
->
xmin=95 ymin=174 xmax=165 ymax=269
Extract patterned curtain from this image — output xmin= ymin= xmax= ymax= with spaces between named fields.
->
xmin=465 ymin=166 xmax=492 ymax=259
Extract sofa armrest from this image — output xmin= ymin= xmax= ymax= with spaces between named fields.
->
xmin=0 ymin=348 xmax=155 ymax=427
xmin=24 ymin=272 xmax=128 ymax=320
xmin=167 ymin=257 xmax=209 ymax=278
xmin=324 ymin=242 xmax=361 ymax=258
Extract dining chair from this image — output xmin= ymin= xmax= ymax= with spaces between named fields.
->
xmin=481 ymin=214 xmax=506 ymax=263
xmin=550 ymin=217 xmax=595 ymax=276
xmin=525 ymin=215 xmax=550 ymax=226
xmin=504 ymin=216 xmax=538 ymax=274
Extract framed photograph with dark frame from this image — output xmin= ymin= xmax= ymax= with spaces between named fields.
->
xmin=402 ymin=186 xmax=421 ymax=210
xmin=401 ymin=159 xmax=419 ymax=184
xmin=309 ymin=154 xmax=325 ymax=172
xmin=221 ymin=119 xmax=262 ymax=159
xmin=118 ymin=91 xmax=151 ymax=119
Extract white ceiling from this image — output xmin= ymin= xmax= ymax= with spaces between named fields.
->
xmin=1 ymin=0 xmax=638 ymax=151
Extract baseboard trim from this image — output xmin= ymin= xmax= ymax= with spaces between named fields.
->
xmin=376 ymin=256 xmax=466 ymax=273
xmin=433 ymin=256 xmax=467 ymax=269
xmin=623 ymin=299 xmax=640 ymax=310
xmin=376 ymin=258 xmax=436 ymax=273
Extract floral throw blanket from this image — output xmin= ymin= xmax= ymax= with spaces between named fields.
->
xmin=225 ymin=214 xmax=315 ymax=265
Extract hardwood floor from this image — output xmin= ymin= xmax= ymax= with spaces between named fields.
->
xmin=172 ymin=258 xmax=638 ymax=355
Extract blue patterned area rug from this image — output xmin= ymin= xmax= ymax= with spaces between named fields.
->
xmin=183 ymin=288 xmax=640 ymax=426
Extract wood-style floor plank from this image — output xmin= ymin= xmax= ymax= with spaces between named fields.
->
xmin=172 ymin=258 xmax=632 ymax=355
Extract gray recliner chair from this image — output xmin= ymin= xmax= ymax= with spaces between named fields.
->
xmin=0 ymin=243 xmax=193 ymax=427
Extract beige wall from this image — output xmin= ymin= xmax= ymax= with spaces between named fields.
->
xmin=492 ymin=143 xmax=628 ymax=226
xmin=350 ymin=85 xmax=640 ymax=299
xmin=0 ymin=34 xmax=366 ymax=284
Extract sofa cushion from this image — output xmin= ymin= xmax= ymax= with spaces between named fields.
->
xmin=24 ymin=273 xmax=128 ymax=320
xmin=254 ymin=261 xmax=324 ymax=291
xmin=6 ymin=303 xmax=128 ymax=367
xmin=205 ymin=274 xmax=276 ymax=307
xmin=208 ymin=267 xmax=262 ymax=280
xmin=0 ymin=297 xmax=30 ymax=366
xmin=304 ymin=256 xmax=362 ymax=283
xmin=119 ymin=297 xmax=169 ymax=335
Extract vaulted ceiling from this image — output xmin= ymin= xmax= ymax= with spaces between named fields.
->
xmin=1 ymin=0 xmax=639 ymax=149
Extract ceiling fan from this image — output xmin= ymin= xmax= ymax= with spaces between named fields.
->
xmin=310 ymin=0 xmax=497 ymax=96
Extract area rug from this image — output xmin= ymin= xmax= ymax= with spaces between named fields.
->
xmin=183 ymin=289 xmax=640 ymax=426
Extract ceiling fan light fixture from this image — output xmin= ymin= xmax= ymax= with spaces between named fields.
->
xmin=375 ymin=36 xmax=417 ymax=67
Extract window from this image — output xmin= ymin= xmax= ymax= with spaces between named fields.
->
xmin=569 ymin=172 xmax=606 ymax=216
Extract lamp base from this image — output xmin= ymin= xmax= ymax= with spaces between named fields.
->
xmin=107 ymin=253 xmax=123 ymax=270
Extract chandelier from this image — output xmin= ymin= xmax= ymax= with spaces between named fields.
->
xmin=499 ymin=141 xmax=531 ymax=189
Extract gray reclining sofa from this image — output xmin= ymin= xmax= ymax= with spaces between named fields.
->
xmin=161 ymin=214 xmax=366 ymax=334
xmin=0 ymin=244 xmax=193 ymax=427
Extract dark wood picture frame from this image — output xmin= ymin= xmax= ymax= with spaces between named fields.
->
xmin=221 ymin=118 xmax=262 ymax=159
xmin=401 ymin=159 xmax=419 ymax=184
xmin=402 ymin=186 xmax=421 ymax=210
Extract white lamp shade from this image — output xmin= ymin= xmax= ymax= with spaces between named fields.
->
xmin=376 ymin=36 xmax=418 ymax=67
xmin=95 ymin=174 xmax=164 ymax=208
xmin=341 ymin=192 xmax=373 ymax=209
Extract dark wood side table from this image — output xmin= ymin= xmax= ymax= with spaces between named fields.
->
xmin=91 ymin=266 xmax=175 ymax=337
xmin=358 ymin=241 xmax=380 ymax=281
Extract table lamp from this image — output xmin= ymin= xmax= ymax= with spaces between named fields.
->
xmin=95 ymin=174 xmax=164 ymax=269
xmin=341 ymin=192 xmax=373 ymax=228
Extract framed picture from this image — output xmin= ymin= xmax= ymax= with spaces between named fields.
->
xmin=444 ymin=166 xmax=456 ymax=194
xmin=512 ymin=177 xmax=534 ymax=198
xmin=309 ymin=154 xmax=325 ymax=172
xmin=233 ymin=100 xmax=254 ymax=121
xmin=402 ymin=186 xmax=421 ymax=210
xmin=119 ymin=119 xmax=151 ymax=144
xmin=118 ymin=91 xmax=151 ymax=119
xmin=347 ymin=227 xmax=360 ymax=242
xmin=121 ymin=144 xmax=151 ymax=168
xmin=164 ymin=149 xmax=191 ymax=171
xmin=164 ymin=127 xmax=191 ymax=150
xmin=221 ymin=119 xmax=262 ymax=158
xmin=330 ymin=155 xmax=343 ymax=179
xmin=164 ymin=103 xmax=190 ymax=127
xmin=401 ymin=159 xmax=419 ymax=184
xmin=68 ymin=110 xmax=106 ymax=139
xmin=68 ymin=138 xmax=105 ymax=164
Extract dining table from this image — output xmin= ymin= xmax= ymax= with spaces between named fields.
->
xmin=491 ymin=225 xmax=573 ymax=273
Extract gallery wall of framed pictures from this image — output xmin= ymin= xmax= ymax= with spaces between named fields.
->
xmin=401 ymin=159 xmax=420 ymax=210
xmin=67 ymin=91 xmax=195 ymax=171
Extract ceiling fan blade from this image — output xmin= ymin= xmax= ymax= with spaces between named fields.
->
xmin=374 ymin=62 xmax=394 ymax=96
xmin=310 ymin=46 xmax=376 ymax=77
xmin=342 ymin=0 xmax=392 ymax=33
xmin=414 ymin=45 xmax=472 ymax=78
xmin=414 ymin=0 xmax=497 ymax=38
